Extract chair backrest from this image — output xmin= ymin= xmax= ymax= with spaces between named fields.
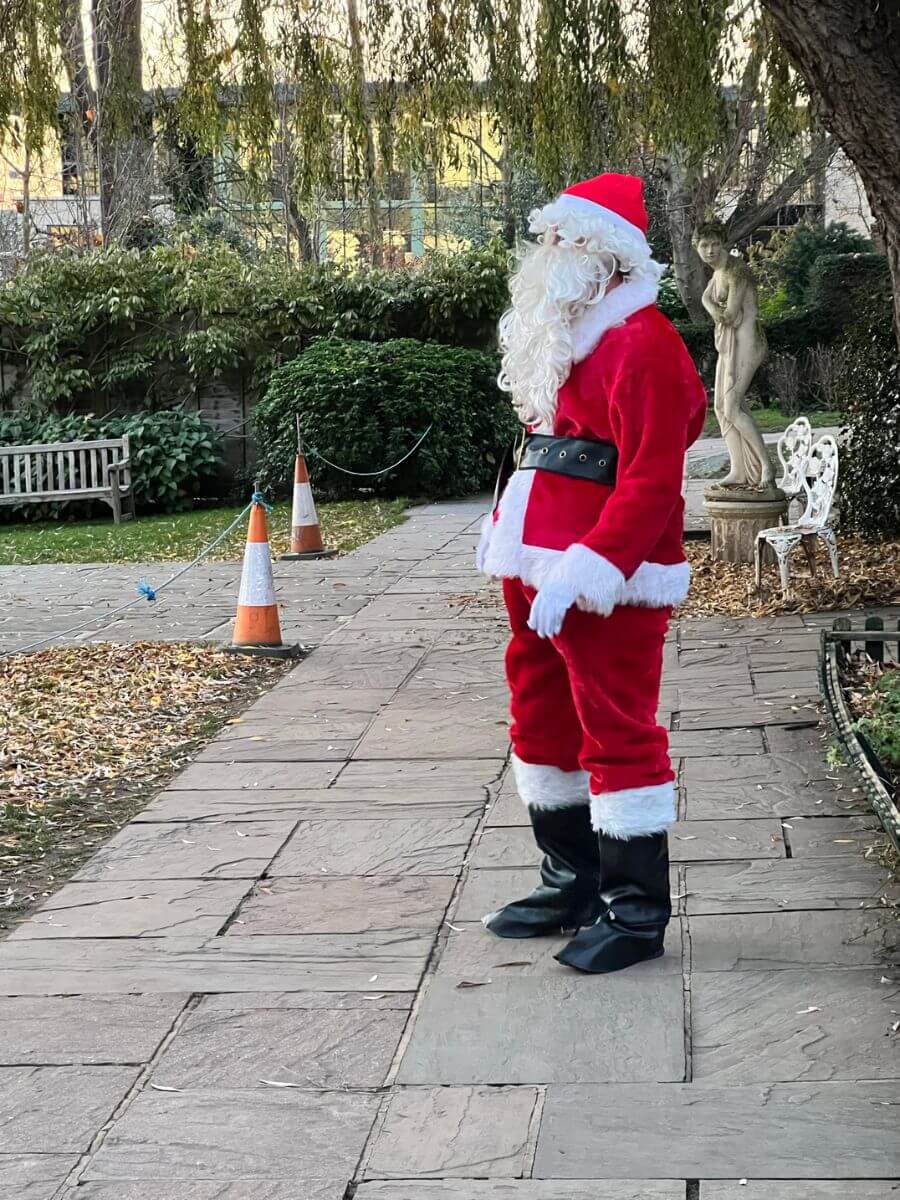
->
xmin=776 ymin=416 xmax=812 ymax=496
xmin=798 ymin=434 xmax=839 ymax=529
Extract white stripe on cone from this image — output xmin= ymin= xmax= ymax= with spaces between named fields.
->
xmin=237 ymin=541 xmax=277 ymax=607
xmin=291 ymin=481 xmax=319 ymax=528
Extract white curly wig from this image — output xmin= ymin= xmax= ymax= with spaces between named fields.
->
xmin=498 ymin=197 xmax=665 ymax=429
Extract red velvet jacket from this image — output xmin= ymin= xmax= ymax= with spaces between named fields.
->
xmin=479 ymin=288 xmax=708 ymax=614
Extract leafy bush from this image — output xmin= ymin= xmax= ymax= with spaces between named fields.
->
xmin=854 ymin=669 xmax=900 ymax=772
xmin=254 ymin=338 xmax=518 ymax=501
xmin=656 ymin=274 xmax=688 ymax=321
xmin=804 ymin=252 xmax=890 ymax=327
xmin=0 ymin=241 xmax=509 ymax=414
xmin=779 ymin=221 xmax=873 ymax=305
xmin=0 ymin=408 xmax=222 ymax=519
xmin=835 ymin=283 xmax=900 ymax=538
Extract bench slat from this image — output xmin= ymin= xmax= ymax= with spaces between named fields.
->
xmin=0 ymin=437 xmax=130 ymax=456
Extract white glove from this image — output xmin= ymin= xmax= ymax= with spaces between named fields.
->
xmin=528 ymin=581 xmax=577 ymax=639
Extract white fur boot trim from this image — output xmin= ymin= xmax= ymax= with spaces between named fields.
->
xmin=511 ymin=753 xmax=590 ymax=809
xmin=590 ymin=782 xmax=676 ymax=839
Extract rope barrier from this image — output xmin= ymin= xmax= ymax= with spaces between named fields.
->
xmin=2 ymin=497 xmax=258 ymax=660
xmin=304 ymin=424 xmax=433 ymax=478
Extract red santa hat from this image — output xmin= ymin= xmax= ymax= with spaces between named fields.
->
xmin=528 ymin=172 xmax=662 ymax=281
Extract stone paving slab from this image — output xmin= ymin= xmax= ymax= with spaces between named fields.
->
xmin=195 ymin=736 xmax=358 ymax=762
xmin=198 ymin=990 xmax=415 ymax=1010
xmin=692 ymin=968 xmax=900 ymax=1082
xmin=271 ymin=816 xmax=478 ymax=876
xmin=397 ymin=974 xmax=685 ymax=1084
xmin=785 ymin=814 xmax=884 ymax=857
xmin=356 ymin=704 xmax=510 ymax=759
xmin=72 ymin=820 xmax=295 ymax=882
xmin=151 ymin=1004 xmax=406 ymax=1088
xmin=84 ymin=1088 xmax=380 ymax=1181
xmin=0 ymin=995 xmax=185 ymax=1063
xmin=534 ymin=1082 xmax=900 ymax=1178
xmin=669 ymin=728 xmax=765 ymax=756
xmin=8 ymin=879 xmax=249 ymax=938
xmin=356 ymin=1184 xmax=683 ymax=1199
xmin=701 ymin=1184 xmax=900 ymax=1199
xmin=683 ymin=777 xmax=861 ymax=820
xmin=0 ymin=1154 xmax=80 ymax=1200
xmin=332 ymin=757 xmax=504 ymax=790
xmin=66 ymin=1183 xmax=346 ymax=1200
xmin=230 ymin=875 xmax=454 ymax=934
xmin=0 ymin=1066 xmax=140 ymax=1152
xmin=365 ymin=1086 xmax=537 ymax=1179
xmin=170 ymin=760 xmax=340 ymax=790
xmin=139 ymin=787 xmax=484 ymax=823
xmin=685 ymin=857 xmax=898 ymax=914
xmin=684 ymin=751 xmax=841 ymax=791
xmin=0 ymin=933 xmax=431 ymax=994
xmin=689 ymin=910 xmax=898 ymax=971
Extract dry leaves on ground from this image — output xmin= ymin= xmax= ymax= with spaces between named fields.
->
xmin=681 ymin=537 xmax=900 ymax=619
xmin=0 ymin=641 xmax=289 ymax=927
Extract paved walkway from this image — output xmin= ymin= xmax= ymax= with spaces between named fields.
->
xmin=1 ymin=501 xmax=898 ymax=1199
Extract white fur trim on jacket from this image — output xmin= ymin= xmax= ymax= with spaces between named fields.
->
xmin=477 ymin=472 xmax=691 ymax=610
xmin=551 ymin=543 xmax=624 ymax=616
xmin=570 ymin=278 xmax=660 ymax=364
xmin=590 ymin=782 xmax=676 ymax=839
xmin=512 ymin=753 xmax=590 ymax=809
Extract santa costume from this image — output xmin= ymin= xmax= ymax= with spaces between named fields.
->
xmin=477 ymin=172 xmax=707 ymax=973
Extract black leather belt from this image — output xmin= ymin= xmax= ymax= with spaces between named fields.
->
xmin=518 ymin=434 xmax=618 ymax=485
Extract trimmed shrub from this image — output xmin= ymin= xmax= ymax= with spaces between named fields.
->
xmin=0 ymin=408 xmax=222 ymax=518
xmin=780 ymin=221 xmax=873 ymax=305
xmin=804 ymin=252 xmax=891 ymax=328
xmin=835 ymin=283 xmax=900 ymax=538
xmin=254 ymin=338 xmax=519 ymax=501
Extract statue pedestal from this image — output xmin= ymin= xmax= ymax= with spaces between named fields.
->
xmin=703 ymin=483 xmax=788 ymax=565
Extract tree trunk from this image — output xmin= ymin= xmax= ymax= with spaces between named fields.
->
xmin=92 ymin=0 xmax=151 ymax=243
xmin=661 ymin=152 xmax=708 ymax=323
xmin=760 ymin=0 xmax=900 ymax=348
xmin=60 ymin=0 xmax=97 ymax=146
xmin=346 ymin=0 xmax=382 ymax=266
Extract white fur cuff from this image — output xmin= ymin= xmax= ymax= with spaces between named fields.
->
xmin=511 ymin=753 xmax=590 ymax=809
xmin=552 ymin=543 xmax=625 ymax=616
xmin=590 ymin=782 xmax=676 ymax=839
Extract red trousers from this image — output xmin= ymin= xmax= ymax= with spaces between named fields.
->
xmin=504 ymin=577 xmax=674 ymax=831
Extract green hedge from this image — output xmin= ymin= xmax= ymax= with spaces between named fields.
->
xmin=0 ymin=241 xmax=510 ymax=413
xmin=0 ymin=408 xmax=222 ymax=519
xmin=834 ymin=283 xmax=900 ymax=538
xmin=254 ymin=338 xmax=518 ymax=501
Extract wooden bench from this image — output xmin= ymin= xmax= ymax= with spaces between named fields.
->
xmin=0 ymin=435 xmax=135 ymax=523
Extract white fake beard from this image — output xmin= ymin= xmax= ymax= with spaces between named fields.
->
xmin=498 ymin=240 xmax=617 ymax=429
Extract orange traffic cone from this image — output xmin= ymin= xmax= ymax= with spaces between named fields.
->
xmin=227 ymin=498 xmax=301 ymax=659
xmin=279 ymin=452 xmax=336 ymax=561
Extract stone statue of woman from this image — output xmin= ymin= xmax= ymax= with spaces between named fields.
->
xmin=695 ymin=220 xmax=774 ymax=488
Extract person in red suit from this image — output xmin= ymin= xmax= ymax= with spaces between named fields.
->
xmin=477 ymin=172 xmax=707 ymax=973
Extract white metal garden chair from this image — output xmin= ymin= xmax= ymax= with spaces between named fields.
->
xmin=755 ymin=434 xmax=839 ymax=596
xmin=775 ymin=415 xmax=813 ymax=513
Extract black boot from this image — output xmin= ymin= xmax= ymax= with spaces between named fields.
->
xmin=555 ymin=831 xmax=671 ymax=973
xmin=483 ymin=805 xmax=602 ymax=939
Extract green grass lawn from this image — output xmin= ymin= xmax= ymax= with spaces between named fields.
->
xmin=702 ymin=408 xmax=842 ymax=437
xmin=0 ymin=497 xmax=408 ymax=566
